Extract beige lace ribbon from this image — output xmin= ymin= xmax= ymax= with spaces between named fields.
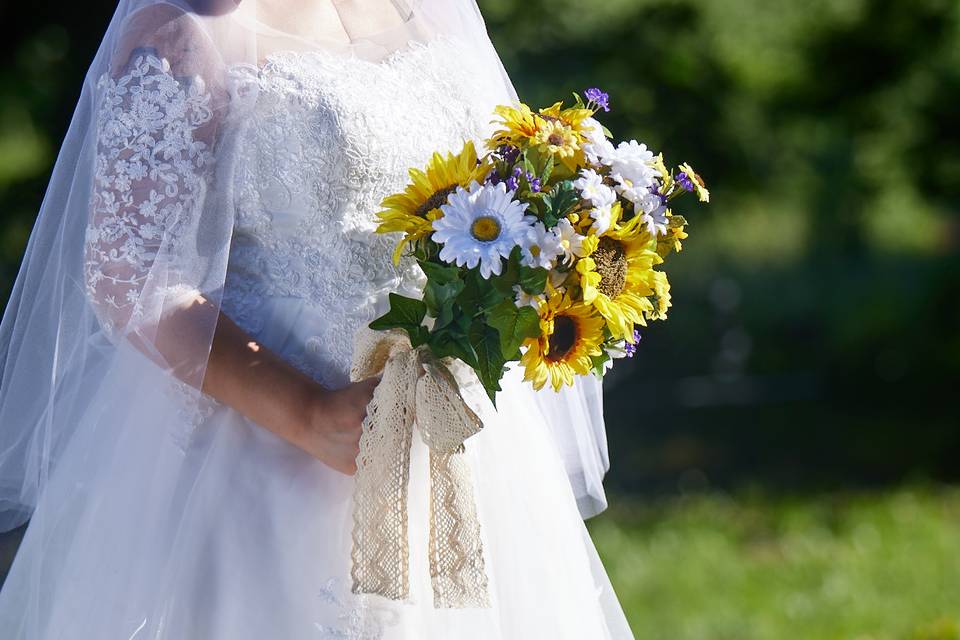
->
xmin=349 ymin=326 xmax=491 ymax=608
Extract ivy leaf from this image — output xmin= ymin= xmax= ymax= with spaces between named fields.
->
xmin=543 ymin=180 xmax=579 ymax=228
xmin=369 ymin=293 xmax=427 ymax=332
xmin=487 ymin=300 xmax=540 ymax=359
xmin=518 ymin=265 xmax=548 ymax=296
xmin=489 ymin=246 xmax=524 ymax=296
xmin=407 ymin=325 xmax=431 ymax=349
xmin=418 ymin=260 xmax=460 ymax=285
xmin=469 ymin=322 xmax=507 ymax=406
xmin=429 ymin=329 xmax=479 ymax=370
xmin=459 ymin=268 xmax=508 ymax=316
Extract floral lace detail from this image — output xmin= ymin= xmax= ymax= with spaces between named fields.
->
xmin=313 ymin=578 xmax=397 ymax=640
xmin=220 ymin=37 xmax=492 ymax=388
xmin=84 ymin=52 xmax=215 ymax=337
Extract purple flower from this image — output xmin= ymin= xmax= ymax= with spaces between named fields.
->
xmin=624 ymin=330 xmax=641 ymax=358
xmin=584 ymin=87 xmax=611 ymax=113
xmin=497 ymin=144 xmax=520 ymax=164
xmin=506 ymin=175 xmax=519 ymax=191
xmin=675 ymin=171 xmax=695 ymax=193
xmin=529 ymin=177 xmax=542 ymax=193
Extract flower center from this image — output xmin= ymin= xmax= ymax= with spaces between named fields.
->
xmin=470 ymin=215 xmax=502 ymax=242
xmin=414 ymin=184 xmax=458 ymax=218
xmin=547 ymin=315 xmax=579 ymax=362
xmin=593 ymin=236 xmax=628 ymax=298
xmin=548 ymin=132 xmax=565 ymax=147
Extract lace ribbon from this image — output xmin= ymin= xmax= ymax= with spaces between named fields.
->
xmin=349 ymin=326 xmax=490 ymax=608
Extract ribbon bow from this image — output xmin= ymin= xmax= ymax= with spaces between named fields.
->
xmin=349 ymin=326 xmax=490 ymax=608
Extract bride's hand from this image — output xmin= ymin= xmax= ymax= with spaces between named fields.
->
xmin=297 ymin=377 xmax=380 ymax=475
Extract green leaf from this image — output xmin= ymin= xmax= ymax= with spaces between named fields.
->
xmin=469 ymin=322 xmax=507 ymax=406
xmin=423 ymin=276 xmax=465 ymax=328
xmin=518 ymin=265 xmax=548 ymax=296
xmin=487 ymin=300 xmax=540 ymax=359
xmin=590 ymin=352 xmax=610 ymax=378
xmin=369 ymin=293 xmax=427 ymax=332
xmin=488 ymin=246 xmax=524 ymax=296
xmin=540 ymin=152 xmax=555 ymax=186
xmin=407 ymin=325 xmax=431 ymax=349
xmin=428 ymin=328 xmax=479 ymax=370
xmin=543 ymin=180 xmax=579 ymax=228
xmin=458 ymin=268 xmax=508 ymax=316
xmin=418 ymin=260 xmax=460 ymax=285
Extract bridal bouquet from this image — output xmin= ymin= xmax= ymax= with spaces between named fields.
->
xmin=372 ymin=88 xmax=709 ymax=403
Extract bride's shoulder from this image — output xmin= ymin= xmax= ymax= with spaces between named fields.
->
xmin=107 ymin=2 xmax=219 ymax=79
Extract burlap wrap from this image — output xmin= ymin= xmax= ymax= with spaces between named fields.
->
xmin=349 ymin=326 xmax=491 ymax=608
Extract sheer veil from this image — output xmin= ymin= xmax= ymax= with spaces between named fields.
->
xmin=0 ymin=0 xmax=610 ymax=547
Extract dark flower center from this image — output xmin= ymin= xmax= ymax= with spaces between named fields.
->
xmin=548 ymin=132 xmax=565 ymax=146
xmin=415 ymin=184 xmax=458 ymax=218
xmin=593 ymin=236 xmax=628 ymax=298
xmin=547 ymin=315 xmax=579 ymax=362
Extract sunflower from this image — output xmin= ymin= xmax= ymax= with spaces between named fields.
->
xmin=521 ymin=291 xmax=605 ymax=391
xmin=576 ymin=220 xmax=662 ymax=340
xmin=491 ymin=101 xmax=595 ymax=170
xmin=489 ymin=103 xmax=540 ymax=148
xmin=377 ymin=140 xmax=491 ymax=263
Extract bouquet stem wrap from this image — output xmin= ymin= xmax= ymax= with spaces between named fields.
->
xmin=349 ymin=327 xmax=491 ymax=609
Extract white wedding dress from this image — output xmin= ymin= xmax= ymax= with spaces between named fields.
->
xmin=0 ymin=9 xmax=633 ymax=640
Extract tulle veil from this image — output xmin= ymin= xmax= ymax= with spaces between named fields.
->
xmin=0 ymin=0 xmax=611 ymax=621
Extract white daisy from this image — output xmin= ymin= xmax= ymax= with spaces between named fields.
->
xmin=433 ymin=181 xmax=534 ymax=279
xmin=573 ymin=168 xmax=617 ymax=208
xmin=604 ymin=140 xmax=658 ymax=199
xmin=588 ymin=203 xmax=615 ymax=236
xmin=523 ymin=221 xmax=564 ymax=270
xmin=553 ymin=218 xmax=590 ymax=263
xmin=581 ymin=117 xmax=615 ymax=165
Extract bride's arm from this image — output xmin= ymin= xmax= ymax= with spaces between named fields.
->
xmin=83 ymin=5 xmax=370 ymax=474
xmin=201 ymin=303 xmax=373 ymax=475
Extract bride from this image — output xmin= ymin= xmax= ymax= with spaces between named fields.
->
xmin=0 ymin=0 xmax=634 ymax=637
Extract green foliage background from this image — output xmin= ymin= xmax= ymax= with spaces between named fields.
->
xmin=0 ymin=0 xmax=957 ymax=636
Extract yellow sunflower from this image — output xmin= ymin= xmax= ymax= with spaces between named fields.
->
xmin=576 ymin=221 xmax=662 ymax=340
xmin=377 ymin=140 xmax=491 ymax=263
xmin=489 ymin=103 xmax=540 ymax=148
xmin=521 ymin=291 xmax=605 ymax=391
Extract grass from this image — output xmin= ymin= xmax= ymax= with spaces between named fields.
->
xmin=589 ymin=485 xmax=960 ymax=640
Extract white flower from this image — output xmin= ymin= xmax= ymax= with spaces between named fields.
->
xmin=637 ymin=192 xmax=669 ymax=236
xmin=589 ymin=203 xmax=615 ymax=236
xmin=582 ymin=117 xmax=615 ymax=165
xmin=513 ymin=285 xmax=544 ymax=310
xmin=433 ymin=181 xmax=534 ymax=279
xmin=523 ymin=221 xmax=564 ymax=270
xmin=573 ymin=168 xmax=617 ymax=208
xmin=553 ymin=218 xmax=590 ymax=263
xmin=604 ymin=140 xmax=658 ymax=197
xmin=611 ymin=173 xmax=653 ymax=204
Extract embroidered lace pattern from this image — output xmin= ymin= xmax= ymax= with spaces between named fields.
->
xmin=84 ymin=53 xmax=214 ymax=337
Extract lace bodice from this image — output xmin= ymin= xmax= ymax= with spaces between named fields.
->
xmin=219 ymin=38 xmax=492 ymax=388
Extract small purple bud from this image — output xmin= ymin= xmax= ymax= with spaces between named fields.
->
xmin=584 ymin=87 xmax=611 ymax=113
xmin=530 ymin=178 xmax=542 ymax=193
xmin=676 ymin=172 xmax=695 ymax=193
xmin=506 ymin=176 xmax=519 ymax=191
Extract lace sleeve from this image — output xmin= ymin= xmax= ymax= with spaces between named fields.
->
xmin=82 ymin=6 xmax=226 ymax=345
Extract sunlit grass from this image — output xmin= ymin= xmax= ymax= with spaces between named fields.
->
xmin=590 ymin=486 xmax=960 ymax=640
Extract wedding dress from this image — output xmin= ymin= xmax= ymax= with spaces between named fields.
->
xmin=0 ymin=1 xmax=633 ymax=638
